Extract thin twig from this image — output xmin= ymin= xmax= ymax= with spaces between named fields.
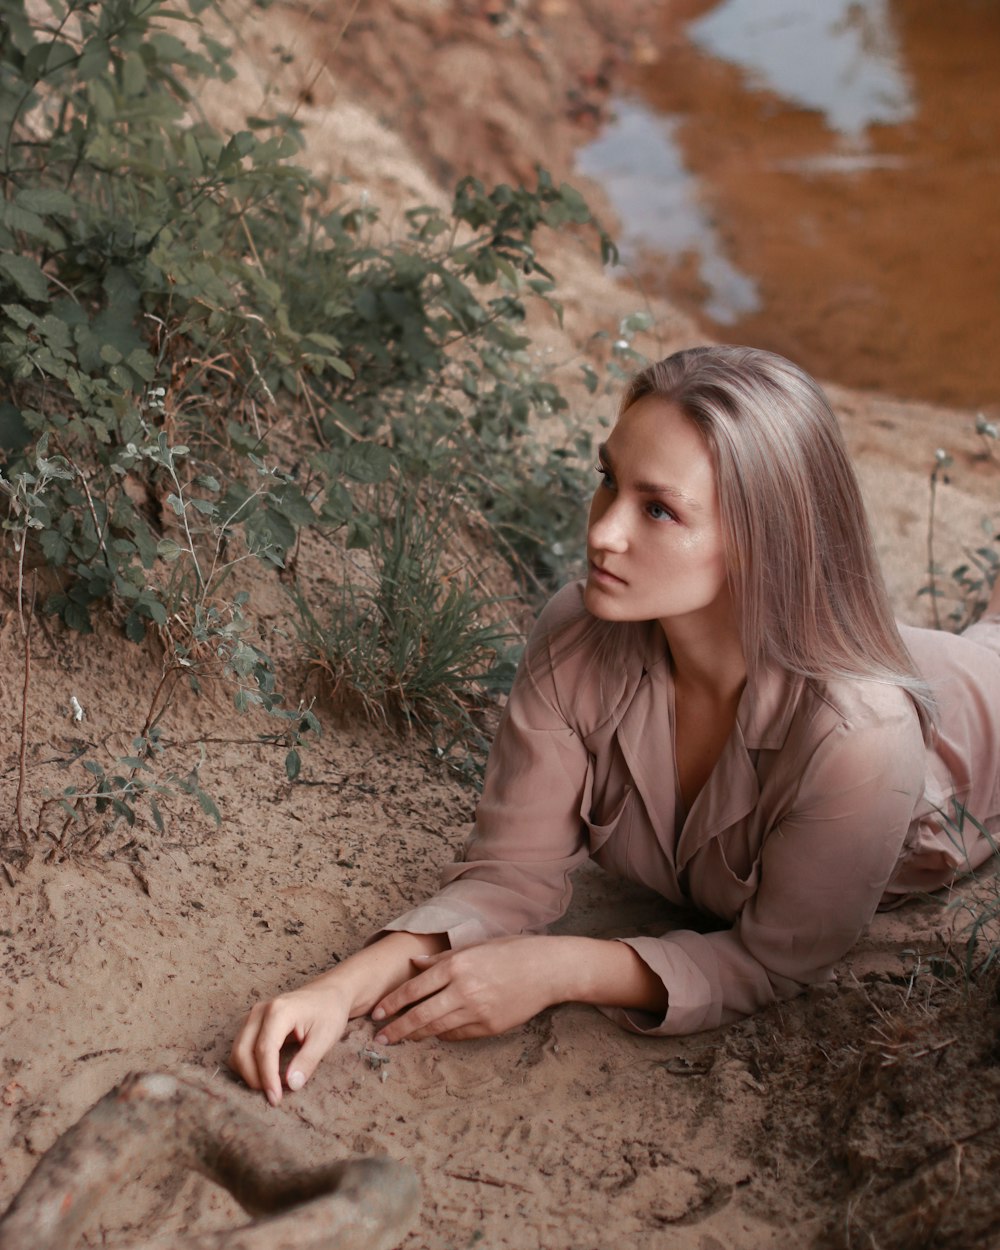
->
xmin=927 ymin=459 xmax=945 ymax=630
xmin=139 ymin=664 xmax=186 ymax=740
xmin=165 ymin=458 xmax=205 ymax=594
xmin=878 ymin=1036 xmax=957 ymax=1068
xmin=444 ymin=1170 xmax=531 ymax=1193
xmin=74 ymin=464 xmax=111 ymax=561
xmin=15 ymin=573 xmax=37 ymax=848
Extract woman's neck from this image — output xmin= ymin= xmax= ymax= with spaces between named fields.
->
xmin=660 ymin=612 xmax=747 ymax=705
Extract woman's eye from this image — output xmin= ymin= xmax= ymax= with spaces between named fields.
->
xmin=646 ymin=502 xmax=674 ymax=522
xmin=594 ymin=463 xmax=614 ymax=488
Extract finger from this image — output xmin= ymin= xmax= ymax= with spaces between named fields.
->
xmin=411 ymin=952 xmax=448 ymax=968
xmin=438 ymin=1025 xmax=484 ymax=1041
xmin=252 ymin=1004 xmax=299 ymax=1106
xmin=228 ymin=1005 xmax=267 ymax=1091
xmin=403 ymin=1010 xmax=470 ymax=1042
xmin=377 ymin=995 xmax=466 ymax=1045
xmin=372 ymin=964 xmax=451 ymax=1021
xmin=284 ymin=1022 xmax=335 ymax=1094
xmin=403 ymin=1001 xmax=480 ymax=1042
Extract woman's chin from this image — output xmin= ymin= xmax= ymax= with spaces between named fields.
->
xmin=583 ymin=582 xmax=627 ymax=620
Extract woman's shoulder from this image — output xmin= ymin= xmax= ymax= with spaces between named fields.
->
xmin=531 ymin=578 xmax=592 ymax=636
xmin=769 ymin=675 xmax=928 ymax=812
xmin=803 ymin=673 xmax=917 ymax=730
xmin=786 ymin=674 xmax=925 ymax=791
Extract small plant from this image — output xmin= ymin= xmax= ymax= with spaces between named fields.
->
xmin=295 ymin=481 xmax=518 ymax=770
xmin=0 ymin=436 xmax=76 ymax=844
xmin=921 ymin=416 xmax=1000 ymax=630
xmin=925 ymin=798 xmax=1000 ymax=983
xmin=910 ymin=423 xmax=1000 ymax=1006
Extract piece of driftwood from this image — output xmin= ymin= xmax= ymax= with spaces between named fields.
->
xmin=0 ymin=1071 xmax=419 ymax=1250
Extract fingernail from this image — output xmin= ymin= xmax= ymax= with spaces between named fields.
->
xmin=371 ymin=1006 xmax=385 ymax=1021
xmin=374 ymin=1032 xmax=389 ymax=1046
xmin=287 ymin=1070 xmax=305 ymax=1091
xmin=266 ymin=1088 xmax=279 ymax=1107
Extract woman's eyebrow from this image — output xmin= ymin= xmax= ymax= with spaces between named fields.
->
xmin=597 ymin=443 xmax=703 ymax=510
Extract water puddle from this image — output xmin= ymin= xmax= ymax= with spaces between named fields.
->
xmin=577 ymin=0 xmax=1000 ymax=411
xmin=575 ymin=103 xmax=760 ymax=325
xmin=690 ymin=0 xmax=915 ymax=137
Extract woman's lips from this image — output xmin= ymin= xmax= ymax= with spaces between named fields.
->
xmin=588 ymin=562 xmax=626 ymax=586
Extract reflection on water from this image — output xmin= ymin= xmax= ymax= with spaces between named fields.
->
xmin=691 ymin=0 xmax=914 ymax=137
xmin=576 ymin=101 xmax=759 ymax=324
xmin=574 ymin=0 xmax=1000 ymax=410
xmin=768 ymin=152 xmax=908 ymax=175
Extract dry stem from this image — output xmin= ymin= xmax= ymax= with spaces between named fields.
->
xmin=13 ymin=573 xmax=36 ymax=850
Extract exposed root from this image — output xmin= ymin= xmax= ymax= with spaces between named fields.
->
xmin=0 ymin=1071 xmax=420 ymax=1250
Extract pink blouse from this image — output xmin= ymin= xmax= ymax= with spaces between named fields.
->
xmin=381 ymin=583 xmax=1000 ymax=1035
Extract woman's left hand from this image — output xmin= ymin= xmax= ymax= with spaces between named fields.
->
xmin=370 ymin=935 xmax=560 ymax=1043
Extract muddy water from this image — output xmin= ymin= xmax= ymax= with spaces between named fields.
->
xmin=577 ymin=0 xmax=1000 ymax=412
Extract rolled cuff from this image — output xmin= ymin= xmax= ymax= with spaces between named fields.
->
xmin=597 ymin=930 xmax=805 ymax=1037
xmin=367 ymin=903 xmax=491 ymax=952
xmin=596 ymin=935 xmax=718 ymax=1036
xmin=883 ymin=813 xmax=1000 ymax=901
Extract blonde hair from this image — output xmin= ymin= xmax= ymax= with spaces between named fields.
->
xmin=535 ymin=350 xmax=935 ymax=725
xmin=562 ymin=345 xmax=934 ymax=720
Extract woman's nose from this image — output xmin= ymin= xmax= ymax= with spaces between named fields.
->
xmin=588 ymin=497 xmax=628 ymax=552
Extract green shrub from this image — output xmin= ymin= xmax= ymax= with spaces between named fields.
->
xmin=0 ymin=0 xmax=615 ymax=629
xmin=0 ymin=0 xmax=617 ymax=843
xmin=917 ymin=427 xmax=1000 ymax=995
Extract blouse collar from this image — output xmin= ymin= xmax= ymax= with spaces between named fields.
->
xmin=639 ymin=618 xmax=803 ymax=752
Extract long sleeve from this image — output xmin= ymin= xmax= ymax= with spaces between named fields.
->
xmin=379 ymin=588 xmax=596 ymax=948
xmin=604 ymin=709 xmax=927 ymax=1035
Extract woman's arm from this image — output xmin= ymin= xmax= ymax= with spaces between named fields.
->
xmin=230 ymin=931 xmax=668 ymax=1099
xmin=370 ymin=934 xmax=668 ymax=1044
xmin=229 ymin=586 xmax=605 ymax=1097
xmin=376 ymin=589 xmax=608 ymax=954
xmin=228 ymin=930 xmax=447 ymax=1104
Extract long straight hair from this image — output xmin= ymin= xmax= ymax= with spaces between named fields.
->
xmin=554 ymin=345 xmax=934 ymax=722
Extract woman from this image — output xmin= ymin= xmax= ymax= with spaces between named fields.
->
xmin=230 ymin=345 xmax=1000 ymax=1106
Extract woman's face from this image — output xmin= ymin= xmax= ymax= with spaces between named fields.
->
xmin=584 ymin=396 xmax=732 ymax=634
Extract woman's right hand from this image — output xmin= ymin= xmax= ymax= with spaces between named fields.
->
xmin=228 ymin=977 xmax=351 ymax=1106
xmin=228 ymin=932 xmax=449 ymax=1104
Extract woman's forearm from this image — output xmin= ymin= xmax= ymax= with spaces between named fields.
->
xmin=338 ymin=932 xmax=665 ymax=1019
xmin=369 ymin=932 xmax=669 ymax=1045
xmin=544 ymin=935 xmax=668 ymax=1014
xmin=323 ymin=930 xmax=450 ymax=1018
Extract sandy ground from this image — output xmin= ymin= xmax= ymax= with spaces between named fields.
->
xmin=2 ymin=3 xmax=1000 ymax=1248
